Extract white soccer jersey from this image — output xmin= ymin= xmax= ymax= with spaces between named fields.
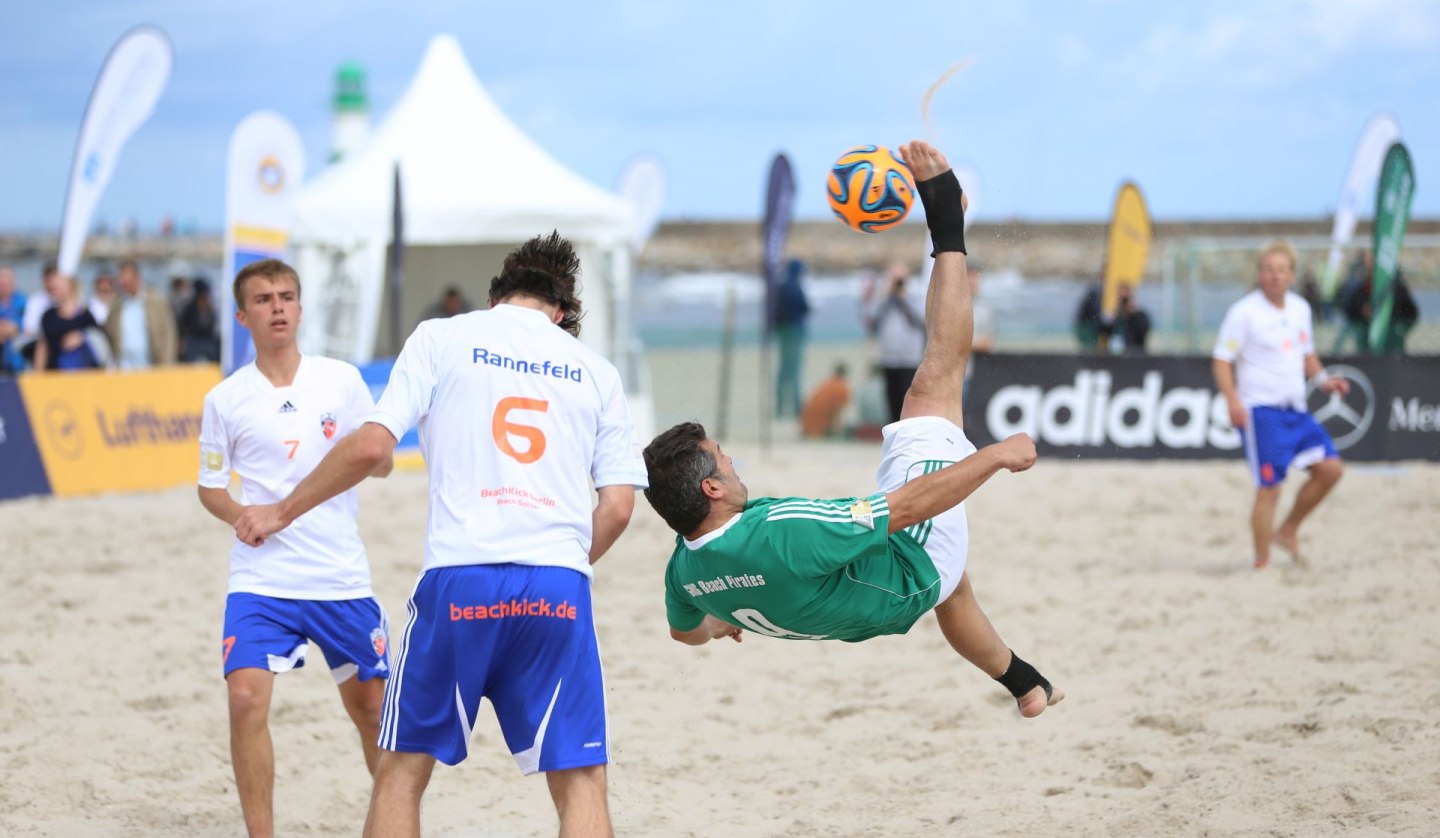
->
xmin=367 ymin=304 xmax=648 ymax=577
xmin=1212 ymin=290 xmax=1316 ymax=411
xmin=199 ymin=355 xmax=376 ymax=599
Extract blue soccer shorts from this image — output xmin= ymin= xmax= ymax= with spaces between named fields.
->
xmin=379 ymin=564 xmax=607 ymax=773
xmin=1244 ymin=405 xmax=1339 ymax=488
xmin=222 ymin=593 xmax=391 ymax=684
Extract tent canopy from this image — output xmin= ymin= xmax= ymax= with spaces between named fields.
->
xmin=291 ymin=34 xmax=631 ymax=245
xmin=288 ymin=34 xmax=640 ymax=372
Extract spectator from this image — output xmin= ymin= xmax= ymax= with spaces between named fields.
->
xmin=1073 ymin=281 xmax=1103 ymax=351
xmin=970 ymin=264 xmax=995 ymax=354
xmin=178 ymin=278 xmax=221 ymax=362
xmin=169 ymin=274 xmax=193 ymax=322
xmin=104 ymin=259 xmax=177 ymax=368
xmin=1298 ymin=269 xmax=1324 ymax=319
xmin=865 ymin=262 xmax=926 ymax=423
xmin=774 ymin=257 xmax=811 ymax=419
xmin=800 ymin=363 xmax=851 ymax=439
xmin=33 ymin=274 xmax=102 ymax=371
xmin=419 ymin=285 xmax=472 ymax=323
xmin=0 ymin=266 xmax=26 ymax=374
xmin=1340 ymin=252 xmax=1420 ymax=355
xmin=20 ymin=262 xmax=60 ymax=347
xmin=1101 ymin=282 xmax=1152 ymax=354
xmin=1332 ymin=253 xmax=1370 ymax=354
xmin=89 ymin=269 xmax=117 ymax=324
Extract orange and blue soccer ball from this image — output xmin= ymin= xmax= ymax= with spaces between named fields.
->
xmin=826 ymin=145 xmax=915 ymax=233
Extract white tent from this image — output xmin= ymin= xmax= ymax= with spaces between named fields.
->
xmin=289 ymin=34 xmax=648 ymax=428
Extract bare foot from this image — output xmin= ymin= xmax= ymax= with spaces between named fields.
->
xmin=1017 ymin=684 xmax=1064 ymax=718
xmin=1254 ymin=554 xmax=1270 ymax=570
xmin=1272 ymin=529 xmax=1307 ymax=567
xmin=898 ymin=140 xmax=951 ymax=183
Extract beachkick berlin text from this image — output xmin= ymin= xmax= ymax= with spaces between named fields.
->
xmin=474 ymin=348 xmax=582 ymax=382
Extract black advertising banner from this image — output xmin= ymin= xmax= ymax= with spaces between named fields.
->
xmin=964 ymin=354 xmax=1440 ymax=462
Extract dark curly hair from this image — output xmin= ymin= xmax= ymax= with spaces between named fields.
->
xmin=488 ymin=230 xmax=584 ymax=337
xmin=642 ymin=422 xmax=719 ymax=536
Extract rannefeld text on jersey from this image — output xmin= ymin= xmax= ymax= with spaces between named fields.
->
xmin=473 ymin=347 xmax=583 ymax=382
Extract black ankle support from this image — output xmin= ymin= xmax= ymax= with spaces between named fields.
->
xmin=915 ymin=169 xmax=967 ymax=255
xmin=995 ymin=651 xmax=1052 ymax=700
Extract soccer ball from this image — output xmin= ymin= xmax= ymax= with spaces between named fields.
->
xmin=826 ymin=145 xmax=916 ymax=233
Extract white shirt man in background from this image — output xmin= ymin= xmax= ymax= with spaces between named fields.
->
xmin=1212 ymin=241 xmax=1348 ymax=569
xmin=235 ymin=232 xmax=647 ymax=838
xmin=198 ymin=259 xmax=392 ymax=838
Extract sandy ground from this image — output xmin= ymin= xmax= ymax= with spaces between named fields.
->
xmin=1 ymin=445 xmax=1438 ymax=837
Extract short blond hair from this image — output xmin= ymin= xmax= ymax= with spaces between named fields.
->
xmin=1257 ymin=240 xmax=1297 ymax=271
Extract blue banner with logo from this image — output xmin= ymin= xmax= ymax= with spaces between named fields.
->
xmin=0 ymin=378 xmax=53 ymax=500
xmin=761 ymin=153 xmax=795 ymax=334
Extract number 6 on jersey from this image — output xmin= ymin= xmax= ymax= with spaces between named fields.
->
xmin=492 ymin=397 xmax=549 ymax=464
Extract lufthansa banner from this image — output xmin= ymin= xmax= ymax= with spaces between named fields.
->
xmin=965 ymin=354 xmax=1440 ymax=462
xmin=17 ymin=366 xmax=222 ymax=496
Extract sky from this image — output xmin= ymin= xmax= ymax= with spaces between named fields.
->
xmin=0 ymin=0 xmax=1436 ymax=232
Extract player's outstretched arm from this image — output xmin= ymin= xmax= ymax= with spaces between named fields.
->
xmin=885 ymin=434 xmax=1036 ymax=534
xmin=234 ymin=422 xmax=397 ymax=547
xmin=671 ymin=615 xmax=743 ymax=646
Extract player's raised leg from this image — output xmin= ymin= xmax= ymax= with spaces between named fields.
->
xmin=897 ymin=140 xmax=971 ymax=428
xmin=933 ymin=573 xmax=1063 ymax=717
xmin=1274 ymin=458 xmax=1342 ymax=564
xmin=227 ymin=668 xmax=277 ymax=838
xmin=363 ymin=751 xmax=436 ymax=838
xmin=547 ymin=764 xmax=613 ymax=838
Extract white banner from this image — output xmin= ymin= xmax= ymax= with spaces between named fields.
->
xmin=616 ymin=153 xmax=666 ymax=256
xmin=1322 ymin=112 xmax=1401 ymax=299
xmin=57 ymin=26 xmax=174 ymax=276
xmin=221 ymin=111 xmax=306 ymax=372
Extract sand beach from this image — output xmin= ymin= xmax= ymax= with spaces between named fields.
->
xmin=1 ymin=442 xmax=1438 ymax=836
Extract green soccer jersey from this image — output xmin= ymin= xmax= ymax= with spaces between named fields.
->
xmin=663 ymin=494 xmax=942 ymax=643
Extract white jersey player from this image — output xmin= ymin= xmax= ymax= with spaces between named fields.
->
xmin=234 ymin=232 xmax=647 ymax=838
xmin=1212 ymin=241 xmax=1349 ymax=568
xmin=197 ymin=259 xmax=392 ymax=838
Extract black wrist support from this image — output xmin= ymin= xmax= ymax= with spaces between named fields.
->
xmin=916 ymin=169 xmax=967 ymax=255
xmin=995 ymin=651 xmax=1053 ymax=700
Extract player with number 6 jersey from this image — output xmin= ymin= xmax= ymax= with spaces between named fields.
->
xmin=231 ymin=231 xmax=647 ymax=838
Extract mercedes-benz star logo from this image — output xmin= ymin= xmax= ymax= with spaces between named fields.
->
xmin=1307 ymin=364 xmax=1374 ymax=451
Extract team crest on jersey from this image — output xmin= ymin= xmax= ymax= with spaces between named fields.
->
xmin=370 ymin=627 xmax=386 ymax=657
xmin=321 ymin=413 xmax=337 ymax=439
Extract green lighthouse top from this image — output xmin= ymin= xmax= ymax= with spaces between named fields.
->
xmin=334 ymin=62 xmax=368 ymax=113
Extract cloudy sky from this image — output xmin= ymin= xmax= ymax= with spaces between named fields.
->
xmin=1 ymin=0 xmax=1435 ymax=231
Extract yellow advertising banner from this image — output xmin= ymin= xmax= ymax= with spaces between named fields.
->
xmin=18 ymin=366 xmax=221 ymax=497
xmin=1101 ymin=181 xmax=1153 ymax=320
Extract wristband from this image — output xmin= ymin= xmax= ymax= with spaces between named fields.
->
xmin=1310 ymin=369 xmax=1331 ymax=386
xmin=915 ymin=169 xmax=967 ymax=255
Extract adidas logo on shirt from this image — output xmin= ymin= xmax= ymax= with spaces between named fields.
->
xmin=279 ymin=401 xmax=297 ymax=414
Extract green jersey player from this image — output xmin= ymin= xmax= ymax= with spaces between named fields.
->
xmin=644 ymin=140 xmax=1062 ymax=718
